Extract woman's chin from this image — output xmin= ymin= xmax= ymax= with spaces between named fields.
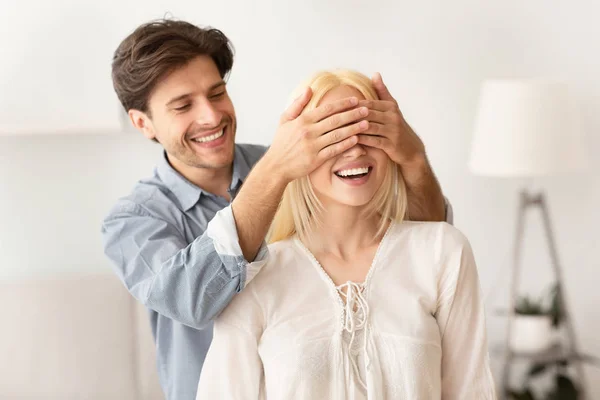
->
xmin=327 ymin=196 xmax=374 ymax=209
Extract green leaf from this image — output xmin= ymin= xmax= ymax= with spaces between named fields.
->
xmin=507 ymin=388 xmax=536 ymax=400
xmin=548 ymin=285 xmax=563 ymax=327
xmin=528 ymin=363 xmax=547 ymax=377
xmin=515 ymin=295 xmax=546 ymax=315
xmin=557 ymin=358 xmax=569 ymax=367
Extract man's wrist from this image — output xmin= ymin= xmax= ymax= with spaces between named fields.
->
xmin=399 ymin=152 xmax=430 ymax=186
xmin=255 ymin=152 xmax=291 ymax=188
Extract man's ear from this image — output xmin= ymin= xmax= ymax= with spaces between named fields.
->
xmin=128 ymin=109 xmax=156 ymax=141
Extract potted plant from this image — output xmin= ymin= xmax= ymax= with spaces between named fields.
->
xmin=511 ymin=293 xmax=554 ymax=353
xmin=508 ymin=285 xmax=580 ymax=400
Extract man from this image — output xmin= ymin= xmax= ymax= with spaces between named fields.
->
xmin=102 ymin=19 xmax=451 ymax=400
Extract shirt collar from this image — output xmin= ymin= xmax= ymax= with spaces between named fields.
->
xmin=156 ymin=145 xmax=253 ymax=211
xmin=156 ymin=152 xmax=204 ymax=211
xmin=230 ymin=144 xmax=252 ymax=191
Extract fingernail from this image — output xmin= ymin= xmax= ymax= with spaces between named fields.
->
xmin=360 ymin=107 xmax=368 ymax=116
xmin=350 ymin=97 xmax=358 ymax=105
xmin=360 ymin=121 xmax=368 ymax=129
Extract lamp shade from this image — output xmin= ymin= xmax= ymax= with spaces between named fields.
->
xmin=469 ymin=79 xmax=589 ymax=177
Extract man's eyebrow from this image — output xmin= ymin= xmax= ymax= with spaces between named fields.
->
xmin=166 ymin=93 xmax=193 ymax=107
xmin=209 ymin=81 xmax=227 ymax=91
xmin=165 ymin=81 xmax=227 ymax=107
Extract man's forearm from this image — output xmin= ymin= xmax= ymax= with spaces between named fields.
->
xmin=231 ymin=155 xmax=288 ymax=261
xmin=401 ymin=154 xmax=446 ymax=222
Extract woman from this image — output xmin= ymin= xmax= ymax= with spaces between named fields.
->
xmin=196 ymin=70 xmax=496 ymax=399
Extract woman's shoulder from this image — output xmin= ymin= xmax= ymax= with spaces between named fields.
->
xmin=265 ymin=237 xmax=302 ymax=266
xmin=266 ymin=236 xmax=298 ymax=254
xmin=247 ymin=237 xmax=304 ymax=287
xmin=382 ymin=221 xmax=477 ymax=284
xmin=388 ymin=220 xmax=472 ymax=256
xmin=216 ymin=238 xmax=301 ymax=329
xmin=392 ymin=220 xmax=468 ymax=241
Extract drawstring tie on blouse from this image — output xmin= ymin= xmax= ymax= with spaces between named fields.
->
xmin=337 ymin=281 xmax=370 ymax=391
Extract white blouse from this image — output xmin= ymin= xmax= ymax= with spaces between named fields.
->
xmin=196 ymin=207 xmax=497 ymax=399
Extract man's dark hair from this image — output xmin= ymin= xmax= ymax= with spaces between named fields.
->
xmin=112 ymin=19 xmax=234 ymax=116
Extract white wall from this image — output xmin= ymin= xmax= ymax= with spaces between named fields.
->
xmin=1 ymin=0 xmax=598 ymax=396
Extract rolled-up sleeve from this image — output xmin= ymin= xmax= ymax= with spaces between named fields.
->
xmin=101 ymin=202 xmax=269 ymax=330
xmin=206 ymin=205 xmax=269 ymax=285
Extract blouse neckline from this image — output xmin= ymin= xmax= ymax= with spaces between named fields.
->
xmin=292 ymin=220 xmax=395 ymax=314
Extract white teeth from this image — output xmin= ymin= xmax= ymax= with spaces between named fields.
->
xmin=335 ymin=167 xmax=370 ymax=177
xmin=192 ymin=129 xmax=224 ymax=143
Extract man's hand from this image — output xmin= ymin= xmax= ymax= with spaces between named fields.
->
xmin=357 ymin=73 xmax=447 ymax=222
xmin=263 ymin=87 xmax=370 ymax=183
xmin=356 ymin=73 xmax=426 ymax=168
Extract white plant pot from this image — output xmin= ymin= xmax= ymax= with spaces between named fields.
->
xmin=510 ymin=315 xmax=553 ymax=353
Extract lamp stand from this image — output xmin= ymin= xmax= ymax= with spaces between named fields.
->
xmin=500 ymin=189 xmax=589 ymax=399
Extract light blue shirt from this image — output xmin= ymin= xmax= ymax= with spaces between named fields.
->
xmin=102 ymin=143 xmax=268 ymax=400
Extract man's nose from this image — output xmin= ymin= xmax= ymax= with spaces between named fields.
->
xmin=195 ymin=98 xmax=223 ymax=127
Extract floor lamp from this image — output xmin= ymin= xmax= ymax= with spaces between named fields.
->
xmin=469 ymin=79 xmax=590 ymax=399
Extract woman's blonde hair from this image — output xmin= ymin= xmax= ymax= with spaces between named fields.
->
xmin=268 ymin=69 xmax=408 ymax=244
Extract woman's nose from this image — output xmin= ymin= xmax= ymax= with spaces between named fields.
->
xmin=342 ymin=143 xmax=367 ymax=157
